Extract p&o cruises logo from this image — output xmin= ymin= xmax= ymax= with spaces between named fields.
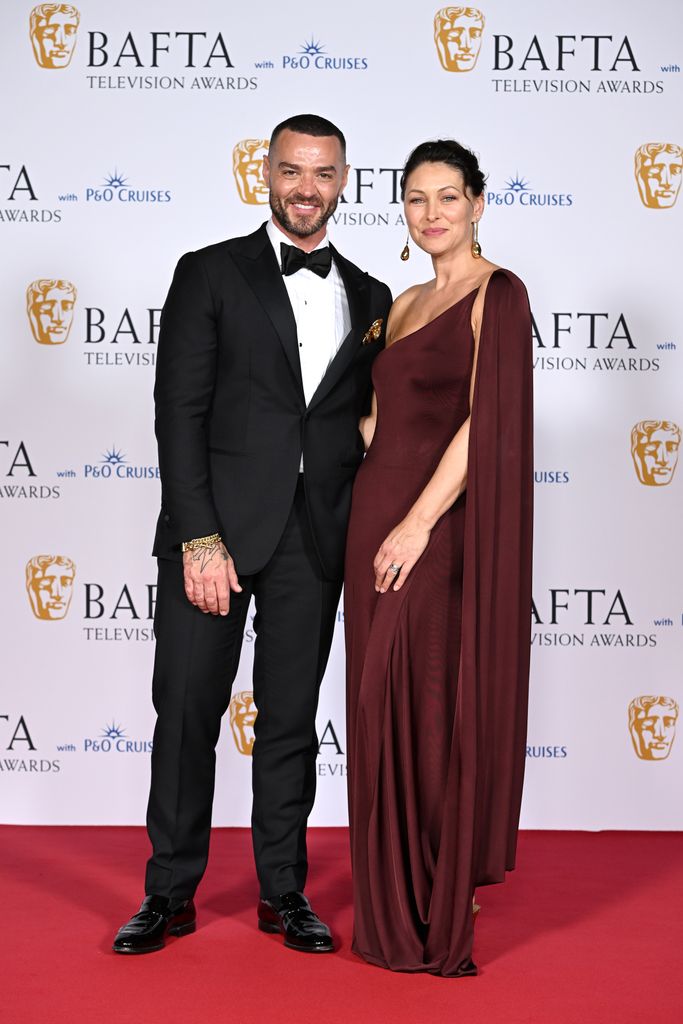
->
xmin=432 ymin=6 xmax=669 ymax=96
xmin=82 ymin=169 xmax=172 ymax=205
xmin=28 ymin=444 xmax=160 ymax=483
xmin=254 ymin=37 xmax=369 ymax=74
xmin=83 ymin=446 xmax=160 ymax=481
xmin=487 ymin=174 xmax=573 ymax=209
xmin=82 ymin=721 xmax=153 ymax=754
xmin=526 ymin=744 xmax=568 ymax=759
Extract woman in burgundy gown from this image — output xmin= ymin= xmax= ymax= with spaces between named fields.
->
xmin=344 ymin=141 xmax=533 ymax=977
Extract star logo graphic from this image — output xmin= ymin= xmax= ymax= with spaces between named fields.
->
xmin=504 ymin=174 xmax=531 ymax=193
xmin=299 ymin=37 xmax=325 ymax=56
xmin=101 ymin=447 xmax=127 ymax=466
xmin=101 ymin=721 xmax=126 ymax=739
xmin=103 ymin=170 xmax=128 ymax=189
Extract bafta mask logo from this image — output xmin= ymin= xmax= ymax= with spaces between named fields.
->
xmin=634 ymin=144 xmax=682 ymax=209
xmin=26 ymin=555 xmax=76 ymax=620
xmin=29 ymin=4 xmax=80 ymax=69
xmin=229 ymin=691 xmax=258 ymax=755
xmin=629 ymin=696 xmax=679 ymax=761
xmin=434 ymin=6 xmax=485 ymax=72
xmin=630 ymin=420 xmax=681 ymax=487
xmin=232 ymin=139 xmax=270 ymax=205
xmin=26 ymin=279 xmax=77 ymax=345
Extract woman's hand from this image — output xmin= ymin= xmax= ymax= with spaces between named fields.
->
xmin=373 ymin=515 xmax=432 ymax=593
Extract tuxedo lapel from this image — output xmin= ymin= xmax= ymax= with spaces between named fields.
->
xmin=231 ymin=224 xmax=305 ymax=402
xmin=307 ymin=245 xmax=371 ymax=413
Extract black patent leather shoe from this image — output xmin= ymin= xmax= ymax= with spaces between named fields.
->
xmin=112 ymin=895 xmax=196 ymax=955
xmin=257 ymin=891 xmax=334 ymax=953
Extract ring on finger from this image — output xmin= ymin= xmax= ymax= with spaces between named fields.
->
xmin=388 ymin=563 xmax=401 ymax=575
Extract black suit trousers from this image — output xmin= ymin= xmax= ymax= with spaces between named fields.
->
xmin=145 ymin=479 xmax=342 ymax=900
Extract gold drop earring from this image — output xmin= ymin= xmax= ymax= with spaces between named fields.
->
xmin=400 ymin=233 xmax=410 ymax=261
xmin=471 ymin=221 xmax=482 ymax=259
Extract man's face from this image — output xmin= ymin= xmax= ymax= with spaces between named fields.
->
xmin=27 ymin=561 xmax=75 ymax=620
xmin=264 ymin=130 xmax=349 ymax=240
xmin=631 ymin=703 xmax=678 ymax=760
xmin=639 ymin=150 xmax=682 ymax=208
xmin=635 ymin=428 xmax=680 ymax=486
xmin=32 ymin=8 xmax=79 ymax=69
xmin=436 ymin=12 xmax=484 ymax=71
xmin=29 ymin=286 xmax=75 ymax=345
xmin=230 ymin=694 xmax=258 ymax=755
xmin=235 ymin=144 xmax=269 ymax=204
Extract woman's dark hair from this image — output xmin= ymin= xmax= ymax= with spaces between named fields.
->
xmin=400 ymin=140 xmax=486 ymax=200
xmin=270 ymin=113 xmax=346 ymax=160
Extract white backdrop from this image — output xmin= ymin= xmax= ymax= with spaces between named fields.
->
xmin=1 ymin=0 xmax=681 ymax=828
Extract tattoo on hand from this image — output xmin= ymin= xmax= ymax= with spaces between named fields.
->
xmin=193 ymin=543 xmax=228 ymax=573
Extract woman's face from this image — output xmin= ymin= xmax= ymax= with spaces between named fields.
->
xmin=403 ymin=161 xmax=483 ymax=258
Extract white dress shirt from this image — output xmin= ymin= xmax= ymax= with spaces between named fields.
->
xmin=266 ymin=218 xmax=351 ymax=407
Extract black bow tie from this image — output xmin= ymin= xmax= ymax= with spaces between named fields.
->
xmin=280 ymin=243 xmax=332 ymax=279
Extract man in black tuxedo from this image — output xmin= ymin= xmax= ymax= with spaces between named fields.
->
xmin=113 ymin=114 xmax=391 ymax=955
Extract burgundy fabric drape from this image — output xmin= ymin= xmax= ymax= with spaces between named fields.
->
xmin=345 ymin=269 xmax=534 ymax=976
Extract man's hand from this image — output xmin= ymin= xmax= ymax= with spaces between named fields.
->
xmin=183 ymin=540 xmax=242 ymax=616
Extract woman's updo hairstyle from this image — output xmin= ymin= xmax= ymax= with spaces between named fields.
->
xmin=400 ymin=140 xmax=486 ymax=200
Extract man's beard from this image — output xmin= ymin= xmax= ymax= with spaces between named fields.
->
xmin=270 ymin=192 xmax=339 ymax=238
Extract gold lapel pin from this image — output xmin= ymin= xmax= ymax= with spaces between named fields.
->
xmin=362 ymin=318 xmax=383 ymax=345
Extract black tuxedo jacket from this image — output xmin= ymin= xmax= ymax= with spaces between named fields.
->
xmin=153 ymin=223 xmax=392 ymax=579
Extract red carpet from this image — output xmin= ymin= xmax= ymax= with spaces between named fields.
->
xmin=4 ymin=827 xmax=683 ymax=1024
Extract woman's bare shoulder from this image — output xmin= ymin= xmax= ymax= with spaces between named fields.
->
xmin=392 ymin=282 xmax=428 ymax=309
xmin=386 ymin=282 xmax=431 ymax=343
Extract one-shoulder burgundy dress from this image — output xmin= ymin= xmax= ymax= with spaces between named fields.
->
xmin=344 ymin=269 xmax=533 ymax=977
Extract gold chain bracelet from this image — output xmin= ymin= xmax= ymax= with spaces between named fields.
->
xmin=181 ymin=532 xmax=222 ymax=553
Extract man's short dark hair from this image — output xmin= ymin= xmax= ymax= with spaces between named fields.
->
xmin=270 ymin=114 xmax=346 ymax=160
